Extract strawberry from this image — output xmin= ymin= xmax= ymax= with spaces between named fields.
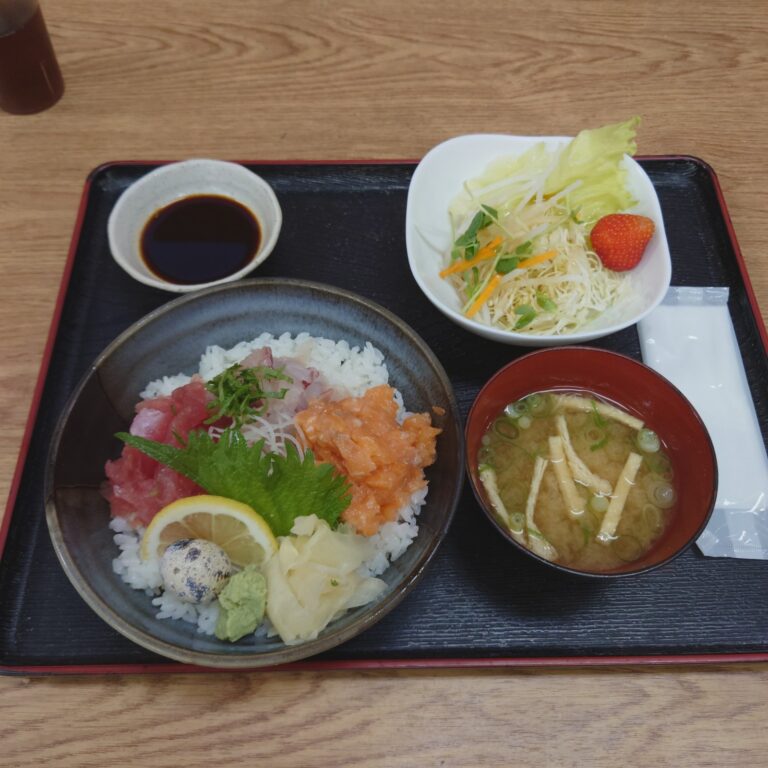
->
xmin=590 ymin=214 xmax=655 ymax=272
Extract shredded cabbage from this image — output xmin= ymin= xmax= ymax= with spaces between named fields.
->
xmin=444 ymin=118 xmax=640 ymax=335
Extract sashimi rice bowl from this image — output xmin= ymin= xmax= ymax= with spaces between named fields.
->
xmin=102 ymin=331 xmax=444 ymax=649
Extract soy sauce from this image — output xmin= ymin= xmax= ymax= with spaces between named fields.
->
xmin=141 ymin=195 xmax=261 ymax=285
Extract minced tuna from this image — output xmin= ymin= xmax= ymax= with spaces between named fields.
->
xmin=102 ymin=377 xmax=211 ymax=526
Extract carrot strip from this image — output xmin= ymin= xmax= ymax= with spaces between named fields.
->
xmin=517 ymin=249 xmax=557 ymax=270
xmin=439 ymin=237 xmax=503 ymax=278
xmin=465 ymin=274 xmax=501 ymax=318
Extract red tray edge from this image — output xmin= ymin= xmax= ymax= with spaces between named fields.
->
xmin=2 ymin=156 xmax=767 ymax=676
xmin=0 ymin=170 xmax=94 ymax=569
xmin=3 ymin=652 xmax=768 ymax=677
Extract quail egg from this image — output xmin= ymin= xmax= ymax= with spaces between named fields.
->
xmin=160 ymin=538 xmax=232 ymax=604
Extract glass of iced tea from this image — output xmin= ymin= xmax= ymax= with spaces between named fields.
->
xmin=0 ymin=0 xmax=64 ymax=114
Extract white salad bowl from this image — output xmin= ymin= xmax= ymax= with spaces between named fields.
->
xmin=405 ymin=133 xmax=672 ymax=346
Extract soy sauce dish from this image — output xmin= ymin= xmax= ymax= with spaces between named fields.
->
xmin=466 ymin=348 xmax=717 ymax=578
xmin=107 ymin=159 xmax=282 ymax=293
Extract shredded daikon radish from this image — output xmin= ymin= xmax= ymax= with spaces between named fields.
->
xmin=222 ymin=410 xmax=304 ymax=457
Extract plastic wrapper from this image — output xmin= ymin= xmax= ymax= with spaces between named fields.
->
xmin=637 ymin=287 xmax=768 ymax=559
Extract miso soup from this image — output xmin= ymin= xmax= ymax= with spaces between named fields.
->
xmin=477 ymin=391 xmax=676 ymax=571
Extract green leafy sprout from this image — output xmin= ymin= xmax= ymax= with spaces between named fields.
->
xmin=451 ymin=204 xmax=498 ymax=261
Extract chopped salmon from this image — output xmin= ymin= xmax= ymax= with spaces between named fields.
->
xmin=295 ymin=384 xmax=441 ymax=536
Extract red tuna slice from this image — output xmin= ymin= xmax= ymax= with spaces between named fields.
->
xmin=130 ymin=406 xmax=173 ymax=442
xmin=103 ymin=377 xmax=212 ymax=527
xmin=135 ymin=377 xmax=212 ymax=445
xmin=165 ymin=377 xmax=213 ymax=443
xmin=103 ymin=449 xmax=203 ymax=526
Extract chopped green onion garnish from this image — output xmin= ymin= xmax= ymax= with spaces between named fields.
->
xmin=584 ymin=426 xmax=607 ymax=451
xmin=509 ymin=511 xmax=525 ymax=534
xmin=611 ymin=534 xmax=644 ymax=563
xmin=590 ymin=400 xmax=608 ymax=428
xmin=525 ymin=394 xmax=542 ymax=409
xmin=525 ymin=393 xmax=552 ymax=417
xmin=636 ymin=428 xmax=661 ymax=453
xmin=492 ymin=417 xmax=519 ymax=441
xmin=643 ymin=452 xmax=673 ymax=479
xmin=644 ymin=476 xmax=676 ymax=509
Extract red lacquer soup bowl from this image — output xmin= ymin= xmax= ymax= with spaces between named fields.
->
xmin=465 ymin=347 xmax=717 ymax=577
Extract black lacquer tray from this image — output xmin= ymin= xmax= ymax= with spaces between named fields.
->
xmin=2 ymin=158 xmax=767 ymax=674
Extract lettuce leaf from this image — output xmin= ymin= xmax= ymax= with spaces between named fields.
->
xmin=543 ymin=116 xmax=640 ymax=221
xmin=450 ymin=117 xmax=641 ymax=230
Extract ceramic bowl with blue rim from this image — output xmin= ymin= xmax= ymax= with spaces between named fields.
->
xmin=45 ymin=279 xmax=463 ymax=667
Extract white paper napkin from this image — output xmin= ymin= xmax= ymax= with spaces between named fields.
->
xmin=637 ymin=286 xmax=768 ymax=559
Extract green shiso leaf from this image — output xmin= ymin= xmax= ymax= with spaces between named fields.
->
xmin=117 ymin=429 xmax=351 ymax=537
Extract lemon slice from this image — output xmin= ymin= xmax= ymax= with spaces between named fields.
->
xmin=141 ymin=495 xmax=277 ymax=568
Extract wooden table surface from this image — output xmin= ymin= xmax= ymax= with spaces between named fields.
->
xmin=1 ymin=1 xmax=767 ymax=765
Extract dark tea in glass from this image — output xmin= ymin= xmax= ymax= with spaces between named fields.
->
xmin=0 ymin=1 xmax=64 ymax=114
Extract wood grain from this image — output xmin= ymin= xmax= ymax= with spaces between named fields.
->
xmin=1 ymin=1 xmax=767 ymax=765
xmin=1 ymin=667 xmax=767 ymax=767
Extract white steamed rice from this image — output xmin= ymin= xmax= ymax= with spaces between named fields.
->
xmin=112 ymin=333 xmax=427 ymax=637
xmin=141 ymin=331 xmax=393 ymax=401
